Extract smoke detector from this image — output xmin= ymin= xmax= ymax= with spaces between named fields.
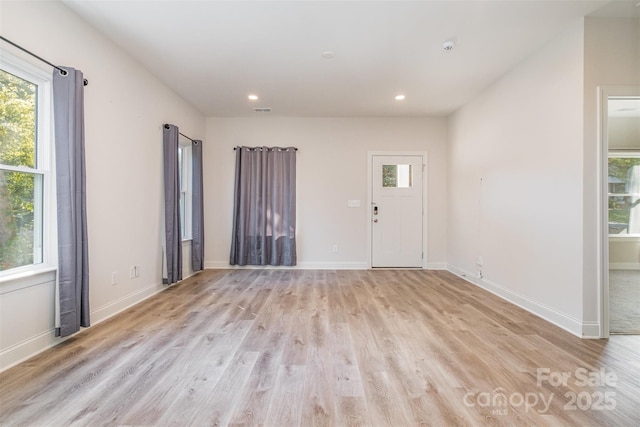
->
xmin=443 ymin=40 xmax=455 ymax=51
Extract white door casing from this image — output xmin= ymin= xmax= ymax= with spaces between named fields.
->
xmin=371 ymin=154 xmax=424 ymax=268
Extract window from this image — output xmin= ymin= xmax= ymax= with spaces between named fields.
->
xmin=0 ymin=53 xmax=53 ymax=274
xmin=608 ymin=153 xmax=640 ymax=236
xmin=382 ymin=164 xmax=413 ymax=188
xmin=178 ymin=136 xmax=192 ymax=240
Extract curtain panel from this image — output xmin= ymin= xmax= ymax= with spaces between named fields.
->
xmin=230 ymin=146 xmax=297 ymax=266
xmin=191 ymin=139 xmax=205 ymax=272
xmin=53 ymin=67 xmax=90 ymax=337
xmin=163 ymin=124 xmax=182 ymax=284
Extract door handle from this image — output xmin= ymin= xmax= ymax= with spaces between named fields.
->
xmin=373 ymin=218 xmax=378 ymax=223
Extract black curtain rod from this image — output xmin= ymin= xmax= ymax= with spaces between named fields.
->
xmin=0 ymin=35 xmax=88 ymax=86
xmin=163 ymin=124 xmax=199 ymax=144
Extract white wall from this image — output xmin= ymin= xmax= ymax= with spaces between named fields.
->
xmin=583 ymin=17 xmax=640 ymax=332
xmin=204 ymin=117 xmax=448 ymax=269
xmin=0 ymin=0 xmax=205 ymax=371
xmin=448 ymin=20 xmax=586 ymax=335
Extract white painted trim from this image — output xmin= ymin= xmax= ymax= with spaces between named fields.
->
xmin=205 ymin=261 xmax=369 ymax=270
xmin=297 ymin=262 xmax=369 ymax=270
xmin=0 ymin=49 xmax=57 ymax=282
xmin=0 ymin=267 xmax=56 ymax=292
xmin=1 ymin=271 xmax=201 ymax=373
xmin=597 ymin=86 xmax=640 ymax=339
xmin=447 ymin=265 xmax=586 ymax=338
xmin=367 ymin=151 xmax=429 ymax=269
xmin=582 ymin=322 xmax=601 ymax=339
xmin=0 ymin=329 xmax=67 ymax=373
xmin=90 ymin=281 xmax=166 ymax=324
xmin=426 ymin=262 xmax=447 ymax=270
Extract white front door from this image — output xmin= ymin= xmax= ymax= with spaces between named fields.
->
xmin=371 ymin=155 xmax=423 ymax=267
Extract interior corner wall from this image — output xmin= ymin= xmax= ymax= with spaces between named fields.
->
xmin=204 ymin=117 xmax=448 ymax=270
xmin=0 ymin=0 xmax=205 ymax=371
xmin=582 ymin=17 xmax=640 ymax=334
xmin=447 ymin=19 xmax=586 ymax=336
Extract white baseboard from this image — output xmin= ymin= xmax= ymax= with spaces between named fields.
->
xmin=426 ymin=262 xmax=447 ymax=270
xmin=91 ymin=281 xmax=166 ymax=324
xmin=1 ymin=273 xmax=199 ymax=373
xmin=206 ymin=260 xmax=449 ymax=270
xmin=446 ymin=265 xmax=593 ymax=338
xmin=0 ymin=329 xmax=65 ymax=373
xmin=205 ymin=261 xmax=369 ymax=270
xmin=581 ymin=321 xmax=601 ymax=339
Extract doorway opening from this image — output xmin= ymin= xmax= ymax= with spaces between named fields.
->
xmin=368 ymin=152 xmax=427 ymax=268
xmin=600 ymin=88 xmax=640 ymax=337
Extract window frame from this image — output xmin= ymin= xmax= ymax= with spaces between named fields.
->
xmin=0 ymin=51 xmax=56 ymax=280
xmin=178 ymin=136 xmax=192 ymax=241
xmin=607 ymin=151 xmax=640 ymax=238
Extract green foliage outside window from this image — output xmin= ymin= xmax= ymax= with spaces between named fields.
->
xmin=608 ymin=157 xmax=640 ymax=233
xmin=0 ymin=69 xmax=38 ymax=271
xmin=382 ymin=165 xmax=397 ymax=187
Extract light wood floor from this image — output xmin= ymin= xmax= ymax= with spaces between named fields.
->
xmin=1 ymin=269 xmax=639 ymax=426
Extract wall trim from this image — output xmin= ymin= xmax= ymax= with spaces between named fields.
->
xmin=206 ymin=261 xmax=449 ymax=270
xmin=205 ymin=261 xmax=369 ymax=270
xmin=0 ymin=329 xmax=65 ymax=373
xmin=426 ymin=262 xmax=447 ymax=270
xmin=91 ymin=281 xmax=167 ymax=324
xmin=447 ymin=265 xmax=594 ymax=338
xmin=582 ymin=321 xmax=601 ymax=339
xmin=1 ymin=272 xmax=199 ymax=373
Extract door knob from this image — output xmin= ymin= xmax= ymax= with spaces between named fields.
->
xmin=373 ymin=218 xmax=378 ymax=223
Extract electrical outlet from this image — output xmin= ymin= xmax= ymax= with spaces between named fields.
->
xmin=331 ymin=244 xmax=338 ymax=253
xmin=111 ymin=271 xmax=118 ymax=285
xmin=129 ymin=265 xmax=141 ymax=279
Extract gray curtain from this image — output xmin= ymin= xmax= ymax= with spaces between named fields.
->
xmin=191 ymin=140 xmax=204 ymax=272
xmin=230 ymin=146 xmax=297 ymax=266
xmin=53 ymin=67 xmax=90 ymax=337
xmin=163 ymin=124 xmax=182 ymax=284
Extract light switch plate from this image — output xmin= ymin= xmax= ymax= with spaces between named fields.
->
xmin=347 ymin=199 xmax=361 ymax=208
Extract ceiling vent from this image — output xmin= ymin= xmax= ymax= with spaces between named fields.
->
xmin=253 ymin=107 xmax=271 ymax=113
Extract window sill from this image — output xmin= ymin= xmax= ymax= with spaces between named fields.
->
xmin=0 ymin=265 xmax=57 ymax=294
xmin=609 ymin=235 xmax=640 ymax=242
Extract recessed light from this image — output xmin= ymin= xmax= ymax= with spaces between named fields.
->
xmin=248 ymin=94 xmax=259 ymax=101
xmin=321 ymin=51 xmax=336 ymax=59
xmin=395 ymin=94 xmax=406 ymax=101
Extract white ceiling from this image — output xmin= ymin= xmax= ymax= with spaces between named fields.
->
xmin=62 ymin=0 xmax=638 ymax=117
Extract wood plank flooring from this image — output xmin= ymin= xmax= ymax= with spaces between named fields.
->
xmin=1 ymin=269 xmax=639 ymax=426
